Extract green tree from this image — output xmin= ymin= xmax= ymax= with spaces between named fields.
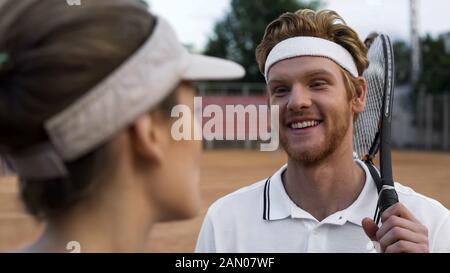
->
xmin=418 ymin=35 xmax=450 ymax=94
xmin=204 ymin=0 xmax=322 ymax=82
xmin=393 ymin=40 xmax=411 ymax=86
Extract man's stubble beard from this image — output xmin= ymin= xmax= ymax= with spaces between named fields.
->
xmin=280 ymin=106 xmax=352 ymax=166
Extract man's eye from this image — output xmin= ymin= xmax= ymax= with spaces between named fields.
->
xmin=273 ymin=86 xmax=289 ymax=95
xmin=310 ymin=81 xmax=327 ymax=89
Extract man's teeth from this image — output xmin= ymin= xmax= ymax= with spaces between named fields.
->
xmin=290 ymin=120 xmax=320 ymax=129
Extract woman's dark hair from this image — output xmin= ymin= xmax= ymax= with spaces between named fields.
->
xmin=0 ymin=0 xmax=173 ymax=219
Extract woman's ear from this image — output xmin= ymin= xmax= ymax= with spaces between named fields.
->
xmin=129 ymin=113 xmax=166 ymax=164
xmin=352 ymin=77 xmax=368 ymax=114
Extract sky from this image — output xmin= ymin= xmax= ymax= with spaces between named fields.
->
xmin=148 ymin=0 xmax=450 ymax=51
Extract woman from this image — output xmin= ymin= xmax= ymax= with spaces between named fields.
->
xmin=0 ymin=0 xmax=244 ymax=252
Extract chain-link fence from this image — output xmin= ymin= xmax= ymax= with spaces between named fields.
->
xmin=196 ymin=82 xmax=270 ymax=150
xmin=415 ymin=91 xmax=450 ymax=151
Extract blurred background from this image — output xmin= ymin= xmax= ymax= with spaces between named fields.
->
xmin=1 ymin=0 xmax=449 ymax=252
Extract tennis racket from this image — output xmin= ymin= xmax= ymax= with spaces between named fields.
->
xmin=353 ymin=33 xmax=398 ymax=224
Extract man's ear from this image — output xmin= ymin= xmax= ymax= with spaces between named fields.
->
xmin=129 ymin=113 xmax=166 ymax=164
xmin=352 ymin=77 xmax=367 ymax=114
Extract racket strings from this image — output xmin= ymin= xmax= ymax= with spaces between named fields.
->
xmin=353 ymin=38 xmax=385 ymax=160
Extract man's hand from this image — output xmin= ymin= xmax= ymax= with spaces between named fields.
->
xmin=362 ymin=203 xmax=429 ymax=253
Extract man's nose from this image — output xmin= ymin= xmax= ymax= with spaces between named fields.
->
xmin=287 ymin=83 xmax=312 ymax=112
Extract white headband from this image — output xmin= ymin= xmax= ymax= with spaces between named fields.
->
xmin=7 ymin=16 xmax=245 ymax=180
xmin=264 ymin=36 xmax=359 ymax=81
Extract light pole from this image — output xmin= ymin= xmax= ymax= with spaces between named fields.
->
xmin=410 ymin=0 xmax=421 ymax=84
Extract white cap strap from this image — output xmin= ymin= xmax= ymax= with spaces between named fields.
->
xmin=264 ymin=36 xmax=359 ymax=81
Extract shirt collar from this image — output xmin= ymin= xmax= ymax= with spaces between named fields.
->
xmin=262 ymin=159 xmax=379 ymax=226
xmin=343 ymin=159 xmax=379 ymax=226
xmin=262 ymin=164 xmax=290 ymax=221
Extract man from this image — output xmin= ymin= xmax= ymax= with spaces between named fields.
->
xmin=195 ymin=9 xmax=450 ymax=253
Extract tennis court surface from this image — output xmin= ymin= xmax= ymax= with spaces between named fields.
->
xmin=1 ymin=150 xmax=449 ymax=252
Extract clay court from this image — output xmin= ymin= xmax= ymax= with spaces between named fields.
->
xmin=1 ymin=150 xmax=449 ymax=252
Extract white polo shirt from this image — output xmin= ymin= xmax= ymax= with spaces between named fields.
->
xmin=195 ymin=159 xmax=450 ymax=253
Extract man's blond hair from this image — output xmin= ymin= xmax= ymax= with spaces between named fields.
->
xmin=256 ymin=9 xmax=369 ymax=101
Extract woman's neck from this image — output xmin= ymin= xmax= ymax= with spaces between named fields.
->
xmin=23 ymin=177 xmax=156 ymax=253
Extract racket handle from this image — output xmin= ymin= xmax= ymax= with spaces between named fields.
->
xmin=378 ymin=187 xmax=399 ymax=216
